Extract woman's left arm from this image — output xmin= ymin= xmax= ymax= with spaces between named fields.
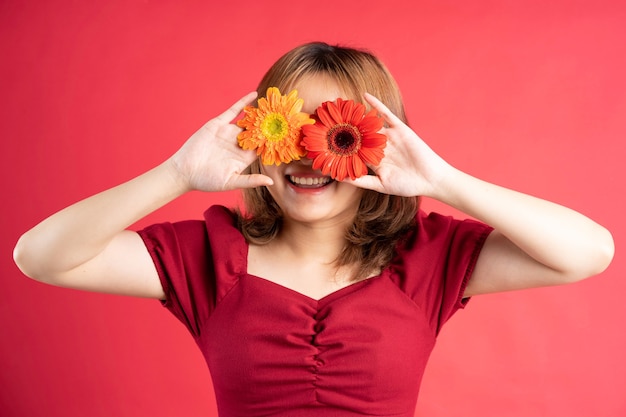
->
xmin=352 ymin=93 xmax=615 ymax=296
xmin=435 ymin=169 xmax=614 ymax=296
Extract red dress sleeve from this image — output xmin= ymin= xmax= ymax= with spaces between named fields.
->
xmin=138 ymin=220 xmax=214 ymax=338
xmin=137 ymin=206 xmax=244 ymax=339
xmin=389 ymin=210 xmax=493 ymax=335
xmin=138 ymin=206 xmax=491 ymax=340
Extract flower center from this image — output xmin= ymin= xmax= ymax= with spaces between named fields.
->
xmin=328 ymin=123 xmax=361 ymax=155
xmin=261 ymin=113 xmax=289 ymax=142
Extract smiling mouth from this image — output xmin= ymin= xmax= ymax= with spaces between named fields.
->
xmin=288 ymin=175 xmax=333 ymax=188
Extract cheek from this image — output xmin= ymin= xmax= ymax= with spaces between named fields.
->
xmin=260 ymin=169 xmax=285 ymax=202
xmin=260 ymin=164 xmax=282 ymax=181
xmin=337 ymin=184 xmax=365 ymax=204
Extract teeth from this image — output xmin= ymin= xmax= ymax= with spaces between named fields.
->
xmin=289 ymin=175 xmax=331 ymax=186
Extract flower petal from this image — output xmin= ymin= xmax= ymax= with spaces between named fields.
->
xmin=359 ymin=147 xmax=385 ymax=166
xmin=237 ymin=87 xmax=314 ymax=165
xmin=360 ymin=132 xmax=387 ymax=148
xmin=315 ymin=105 xmax=335 ymax=128
xmin=326 ymin=100 xmax=344 ymax=125
xmin=357 ymin=111 xmax=384 ymax=134
xmin=301 ymin=97 xmax=388 ymax=179
xmin=352 ymin=153 xmax=368 ymax=178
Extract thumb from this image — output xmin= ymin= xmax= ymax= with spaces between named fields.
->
xmin=344 ymin=175 xmax=384 ymax=193
xmin=232 ymin=173 xmax=274 ymax=190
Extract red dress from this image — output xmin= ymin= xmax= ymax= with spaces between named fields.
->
xmin=139 ymin=205 xmax=492 ymax=417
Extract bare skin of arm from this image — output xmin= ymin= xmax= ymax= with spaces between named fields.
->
xmin=13 ymin=92 xmax=272 ymax=298
xmin=351 ymin=93 xmax=614 ymax=296
xmin=14 ymin=91 xmax=614 ymax=299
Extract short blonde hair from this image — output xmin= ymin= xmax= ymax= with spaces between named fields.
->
xmin=236 ymin=42 xmax=419 ymax=281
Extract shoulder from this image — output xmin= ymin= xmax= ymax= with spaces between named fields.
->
xmin=400 ymin=210 xmax=492 ymax=251
xmin=138 ymin=205 xmax=247 ymax=312
xmin=203 ymin=204 xmax=237 ymax=225
xmin=388 ymin=211 xmax=492 ymax=332
xmin=139 ymin=205 xmax=242 ymax=253
xmin=202 ymin=205 xmax=246 ymax=246
xmin=390 ymin=210 xmax=492 ymax=286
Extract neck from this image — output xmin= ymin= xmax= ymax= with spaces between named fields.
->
xmin=276 ymin=217 xmax=350 ymax=264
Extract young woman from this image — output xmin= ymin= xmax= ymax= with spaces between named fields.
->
xmin=13 ymin=42 xmax=614 ymax=416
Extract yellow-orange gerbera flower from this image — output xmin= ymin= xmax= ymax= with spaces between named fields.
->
xmin=237 ymin=87 xmax=314 ymax=165
xmin=301 ymin=98 xmax=386 ymax=181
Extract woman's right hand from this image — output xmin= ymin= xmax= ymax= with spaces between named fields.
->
xmin=14 ymin=92 xmax=274 ymax=298
xmin=168 ymin=91 xmax=273 ymax=193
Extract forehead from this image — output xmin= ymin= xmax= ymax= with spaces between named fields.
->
xmin=291 ymin=73 xmax=351 ymax=114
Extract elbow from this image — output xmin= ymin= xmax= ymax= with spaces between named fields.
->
xmin=13 ymin=232 xmax=52 ymax=283
xmin=593 ymin=226 xmax=615 ymax=275
xmin=13 ymin=233 xmax=38 ymax=280
xmin=565 ymin=226 xmax=615 ymax=283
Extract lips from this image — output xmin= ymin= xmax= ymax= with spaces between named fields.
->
xmin=288 ymin=175 xmax=333 ymax=188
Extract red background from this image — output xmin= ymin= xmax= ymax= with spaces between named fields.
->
xmin=1 ymin=1 xmax=624 ymax=416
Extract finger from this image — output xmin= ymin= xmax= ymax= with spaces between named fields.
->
xmin=232 ymin=173 xmax=274 ymax=190
xmin=216 ymin=91 xmax=258 ymax=124
xmin=364 ymin=92 xmax=403 ymax=128
xmin=343 ymin=174 xmax=385 ymax=193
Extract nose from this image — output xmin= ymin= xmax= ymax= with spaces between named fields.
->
xmin=299 ymin=155 xmax=313 ymax=166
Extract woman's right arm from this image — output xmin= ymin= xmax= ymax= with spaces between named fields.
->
xmin=13 ymin=91 xmax=272 ymax=299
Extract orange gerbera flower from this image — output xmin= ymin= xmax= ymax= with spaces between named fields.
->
xmin=237 ymin=87 xmax=314 ymax=165
xmin=301 ymin=98 xmax=386 ymax=181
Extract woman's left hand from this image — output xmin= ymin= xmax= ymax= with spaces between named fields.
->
xmin=346 ymin=93 xmax=452 ymax=199
xmin=351 ymin=96 xmax=614 ymax=297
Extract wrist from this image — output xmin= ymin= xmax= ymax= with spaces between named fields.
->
xmin=160 ymin=158 xmax=193 ymax=196
xmin=423 ymin=161 xmax=462 ymax=203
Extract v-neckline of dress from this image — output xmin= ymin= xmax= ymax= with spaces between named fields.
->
xmin=242 ymin=272 xmax=386 ymax=305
